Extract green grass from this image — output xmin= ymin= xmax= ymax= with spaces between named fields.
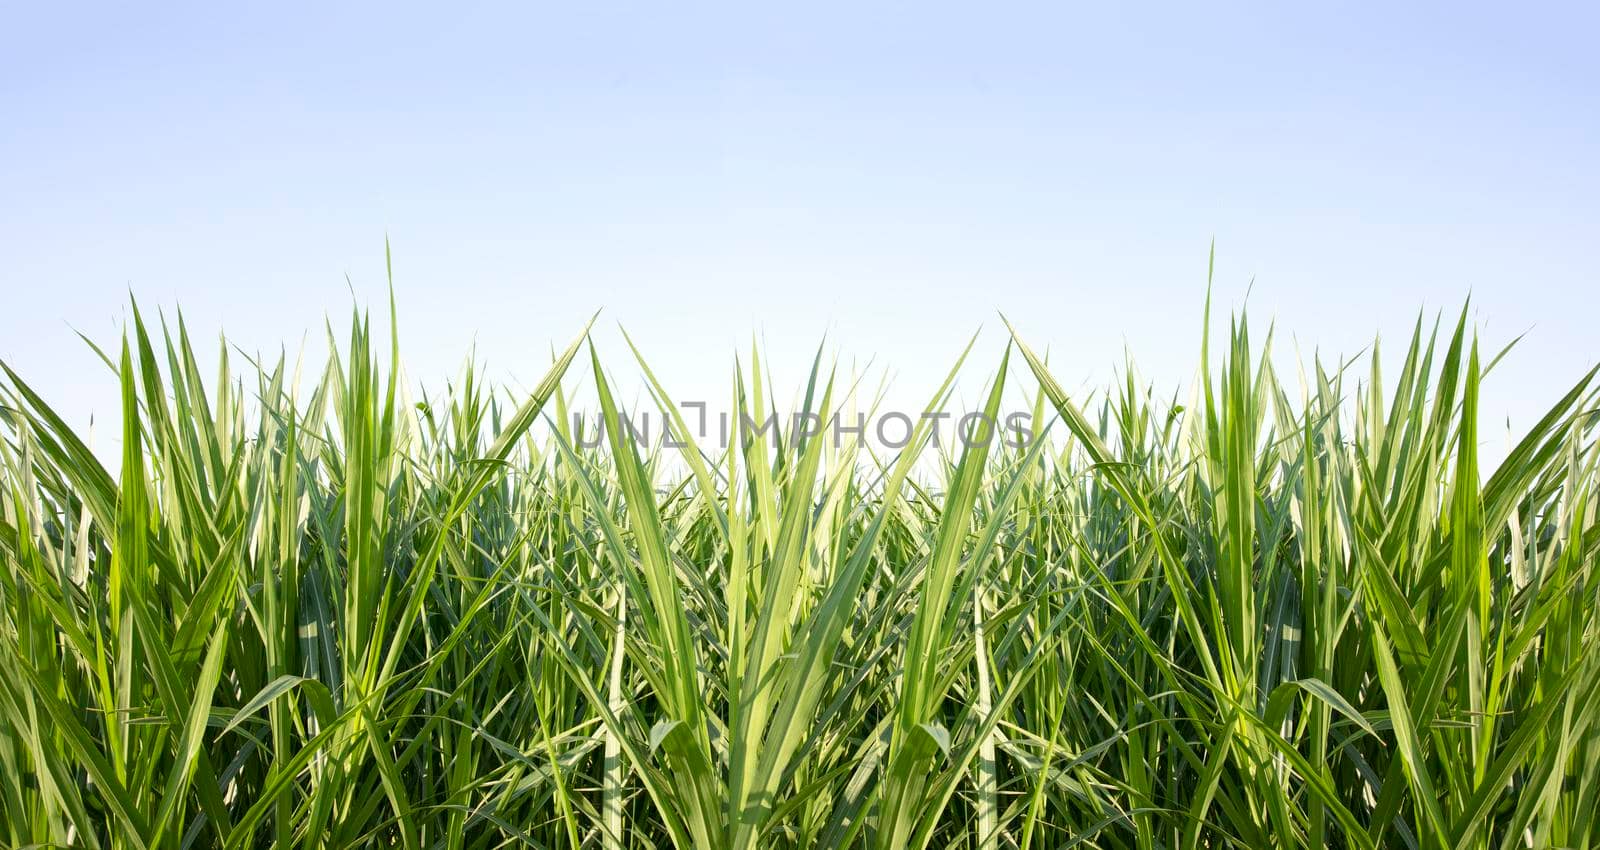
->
xmin=2 ymin=280 xmax=1598 ymax=849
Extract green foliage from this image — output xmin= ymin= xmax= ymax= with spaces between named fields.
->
xmin=2 ymin=288 xmax=1597 ymax=849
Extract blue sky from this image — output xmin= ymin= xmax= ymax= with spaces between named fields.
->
xmin=2 ymin=2 xmax=1597 ymax=445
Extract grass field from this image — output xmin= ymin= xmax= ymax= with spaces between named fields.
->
xmin=2 ymin=284 xmax=1597 ymax=849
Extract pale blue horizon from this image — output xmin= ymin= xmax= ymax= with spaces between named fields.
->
xmin=3 ymin=2 xmax=1597 ymax=449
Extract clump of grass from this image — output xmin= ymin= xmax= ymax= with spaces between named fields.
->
xmin=1 ymin=283 xmax=1597 ymax=849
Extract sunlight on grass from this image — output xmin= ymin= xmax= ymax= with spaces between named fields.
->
xmin=2 ymin=280 xmax=1597 ymax=848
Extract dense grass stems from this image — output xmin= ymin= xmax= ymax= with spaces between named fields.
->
xmin=1 ymin=294 xmax=1597 ymax=849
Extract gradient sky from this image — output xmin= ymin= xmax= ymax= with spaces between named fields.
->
xmin=3 ymin=2 xmax=1597 ymax=449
